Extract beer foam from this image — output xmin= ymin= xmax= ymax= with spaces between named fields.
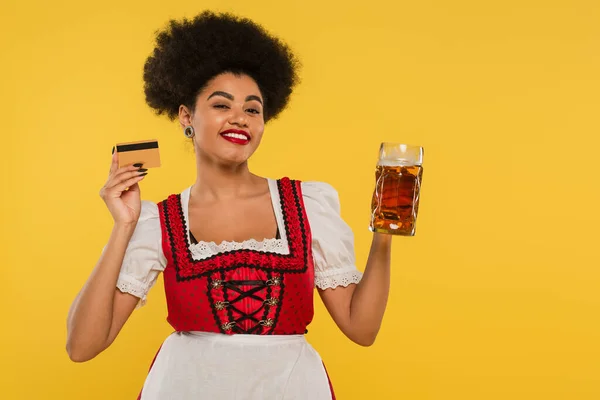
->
xmin=377 ymin=159 xmax=420 ymax=166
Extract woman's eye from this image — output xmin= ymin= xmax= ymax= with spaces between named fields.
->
xmin=246 ymin=108 xmax=261 ymax=114
xmin=213 ymin=104 xmax=229 ymax=109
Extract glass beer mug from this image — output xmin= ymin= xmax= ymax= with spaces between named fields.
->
xmin=370 ymin=143 xmax=424 ymax=236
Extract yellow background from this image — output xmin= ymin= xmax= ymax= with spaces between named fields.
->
xmin=1 ymin=0 xmax=599 ymax=398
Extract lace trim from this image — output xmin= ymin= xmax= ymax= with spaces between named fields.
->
xmin=116 ymin=276 xmax=147 ymax=307
xmin=189 ymin=238 xmax=289 ymax=261
xmin=315 ymin=270 xmax=363 ymax=290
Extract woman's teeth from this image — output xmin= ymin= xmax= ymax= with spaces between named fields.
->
xmin=222 ymin=133 xmax=248 ymax=140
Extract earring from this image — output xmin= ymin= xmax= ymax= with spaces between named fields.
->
xmin=184 ymin=125 xmax=195 ymax=138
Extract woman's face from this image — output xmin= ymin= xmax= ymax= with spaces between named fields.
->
xmin=181 ymin=72 xmax=265 ymax=166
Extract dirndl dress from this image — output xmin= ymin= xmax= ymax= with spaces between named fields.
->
xmin=114 ymin=178 xmax=363 ymax=399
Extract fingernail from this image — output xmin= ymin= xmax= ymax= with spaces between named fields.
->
xmin=133 ymin=163 xmax=143 ymax=167
xmin=139 ymin=172 xmax=148 ymax=177
xmin=138 ymin=168 xmax=148 ymax=173
xmin=112 ymin=146 xmax=115 ymax=154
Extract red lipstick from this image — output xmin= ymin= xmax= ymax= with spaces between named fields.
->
xmin=220 ymin=129 xmax=251 ymax=145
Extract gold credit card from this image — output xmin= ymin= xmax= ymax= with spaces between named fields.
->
xmin=116 ymin=139 xmax=161 ymax=168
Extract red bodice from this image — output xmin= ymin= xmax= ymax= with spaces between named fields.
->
xmin=157 ymin=178 xmax=315 ymax=335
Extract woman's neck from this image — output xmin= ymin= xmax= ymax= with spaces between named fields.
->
xmin=190 ymin=156 xmax=263 ymax=203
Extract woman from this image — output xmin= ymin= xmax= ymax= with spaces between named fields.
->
xmin=66 ymin=11 xmax=392 ymax=399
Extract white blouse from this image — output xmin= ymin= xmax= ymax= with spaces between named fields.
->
xmin=116 ymin=180 xmax=363 ymax=307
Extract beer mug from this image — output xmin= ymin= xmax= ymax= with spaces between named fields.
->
xmin=370 ymin=143 xmax=424 ymax=236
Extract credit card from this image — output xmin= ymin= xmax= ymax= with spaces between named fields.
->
xmin=116 ymin=139 xmax=161 ymax=168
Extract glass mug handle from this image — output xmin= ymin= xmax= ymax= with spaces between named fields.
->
xmin=369 ymin=143 xmax=424 ymax=236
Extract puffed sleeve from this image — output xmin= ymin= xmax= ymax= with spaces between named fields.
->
xmin=113 ymin=201 xmax=166 ymax=308
xmin=301 ymin=181 xmax=363 ymax=289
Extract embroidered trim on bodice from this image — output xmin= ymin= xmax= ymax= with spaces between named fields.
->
xmin=189 ymin=238 xmax=288 ymax=261
xmin=160 ymin=178 xmax=309 ymax=280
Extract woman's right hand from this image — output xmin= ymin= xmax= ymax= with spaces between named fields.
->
xmin=99 ymin=150 xmax=148 ymax=225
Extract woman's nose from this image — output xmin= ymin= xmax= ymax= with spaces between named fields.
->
xmin=229 ymin=107 xmax=248 ymax=127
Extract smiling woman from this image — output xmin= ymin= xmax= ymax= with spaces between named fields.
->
xmin=180 ymin=73 xmax=266 ymax=165
xmin=65 ymin=10 xmax=393 ymax=400
xmin=209 ymin=89 xmax=263 ymax=145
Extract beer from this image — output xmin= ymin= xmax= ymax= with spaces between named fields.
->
xmin=369 ymin=143 xmax=424 ymax=236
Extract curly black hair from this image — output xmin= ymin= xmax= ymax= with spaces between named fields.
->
xmin=143 ymin=11 xmax=300 ymax=122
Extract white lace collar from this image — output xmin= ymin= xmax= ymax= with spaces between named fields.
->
xmin=180 ymin=178 xmax=290 ymax=261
